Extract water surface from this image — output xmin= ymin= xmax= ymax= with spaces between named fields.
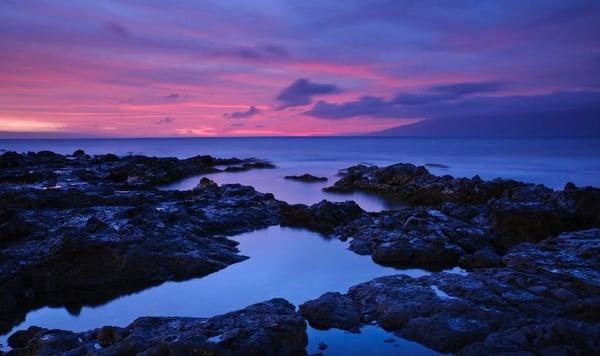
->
xmin=1 ymin=226 xmax=442 ymax=354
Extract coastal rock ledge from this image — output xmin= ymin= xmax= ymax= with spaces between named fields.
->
xmin=300 ymin=229 xmax=600 ymax=355
xmin=6 ymin=299 xmax=308 ymax=356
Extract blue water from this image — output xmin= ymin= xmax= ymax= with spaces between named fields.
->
xmin=1 ymin=226 xmax=446 ymax=354
xmin=1 ymin=137 xmax=598 ymax=354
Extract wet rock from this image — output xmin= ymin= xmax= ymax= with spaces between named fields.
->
xmin=318 ymin=342 xmax=328 ymax=350
xmin=6 ymin=326 xmax=44 ymax=348
xmin=224 ymin=160 xmax=276 ymax=172
xmin=7 ymin=299 xmax=307 ymax=356
xmin=0 ymin=151 xmax=23 ymax=168
xmin=0 ymin=209 xmax=30 ymax=242
xmin=281 ymin=200 xmax=364 ymax=234
xmin=103 ymin=154 xmax=270 ymax=185
xmin=0 ymin=151 xmax=274 ymax=189
xmin=424 ymin=163 xmax=449 ymax=168
xmin=300 ymin=292 xmax=362 ymax=332
xmin=503 ymin=228 xmax=600 ymax=287
xmin=96 ymin=326 xmax=130 ymax=347
xmin=72 ymin=149 xmax=88 ymax=159
xmin=488 ymin=199 xmax=577 ymax=250
xmin=21 ymin=151 xmax=68 ymax=166
xmin=85 ymin=216 xmax=109 ymax=233
xmin=335 ymin=208 xmax=492 ymax=268
xmin=459 ymin=249 xmax=502 ymax=268
xmin=459 ymin=320 xmax=599 ymax=356
xmin=284 ymin=174 xmax=328 ymax=183
xmin=552 ymin=182 xmax=600 ymax=227
xmin=194 ymin=177 xmax=219 ymax=190
xmin=300 ymin=229 xmax=600 ymax=354
xmin=325 ymin=163 xmax=552 ymax=205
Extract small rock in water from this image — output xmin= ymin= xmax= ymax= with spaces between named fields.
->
xmin=195 ymin=177 xmax=218 ymax=189
xmin=318 ymin=341 xmax=328 ymax=350
xmin=424 ymin=163 xmax=449 ymax=168
xmin=284 ymin=174 xmax=328 ymax=183
xmin=72 ymin=149 xmax=86 ymax=158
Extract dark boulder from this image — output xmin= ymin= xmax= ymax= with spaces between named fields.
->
xmin=300 ymin=292 xmax=362 ymax=332
xmin=284 ymin=174 xmax=328 ymax=183
xmin=6 ymin=326 xmax=44 ymax=348
xmin=280 ymin=200 xmax=365 ymax=234
xmin=0 ymin=209 xmax=30 ymax=242
xmin=72 ymin=149 xmax=87 ymax=159
xmin=488 ymin=200 xmax=577 ymax=250
xmin=335 ymin=208 xmax=492 ymax=268
xmin=459 ymin=249 xmax=502 ymax=268
xmin=552 ymin=182 xmax=600 ymax=227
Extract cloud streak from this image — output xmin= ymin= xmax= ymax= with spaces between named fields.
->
xmin=155 ymin=117 xmax=175 ymax=124
xmin=276 ymin=79 xmax=341 ymax=109
xmin=224 ymin=106 xmax=261 ymax=119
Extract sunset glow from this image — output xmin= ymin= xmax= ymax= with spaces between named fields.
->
xmin=1 ymin=1 xmax=599 ymax=137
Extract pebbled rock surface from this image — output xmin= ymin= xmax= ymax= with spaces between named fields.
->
xmin=300 ymin=229 xmax=600 ymax=354
xmin=7 ymin=298 xmax=308 ymax=356
xmin=0 ymin=151 xmax=282 ymax=334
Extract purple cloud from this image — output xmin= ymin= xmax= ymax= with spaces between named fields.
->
xmin=428 ymin=82 xmax=505 ymax=96
xmin=225 ymin=106 xmax=261 ymax=119
xmin=276 ymin=79 xmax=341 ymax=109
xmin=307 ymin=81 xmax=507 ymax=118
xmin=104 ymin=21 xmax=129 ymax=37
xmin=154 ymin=117 xmax=175 ymax=124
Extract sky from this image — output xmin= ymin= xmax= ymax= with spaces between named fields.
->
xmin=1 ymin=0 xmax=599 ymax=137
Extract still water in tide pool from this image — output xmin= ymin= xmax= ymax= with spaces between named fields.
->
xmin=1 ymin=226 xmax=450 ymax=354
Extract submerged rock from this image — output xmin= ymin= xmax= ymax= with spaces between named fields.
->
xmin=300 ymin=229 xmax=600 ymax=354
xmin=284 ymin=174 xmax=328 ymax=183
xmin=281 ymin=200 xmax=364 ymax=234
xmin=7 ymin=299 xmax=308 ymax=356
xmin=223 ymin=160 xmax=276 ymax=172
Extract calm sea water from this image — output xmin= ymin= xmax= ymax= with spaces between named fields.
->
xmin=1 ymin=137 xmax=598 ymax=353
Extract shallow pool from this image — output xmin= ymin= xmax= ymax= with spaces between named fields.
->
xmin=2 ymin=226 xmax=447 ymax=354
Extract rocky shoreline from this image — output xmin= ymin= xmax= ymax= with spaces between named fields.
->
xmin=7 ymin=299 xmax=307 ymax=355
xmin=2 ymin=153 xmax=599 ymax=354
xmin=0 ymin=151 xmax=281 ymax=335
